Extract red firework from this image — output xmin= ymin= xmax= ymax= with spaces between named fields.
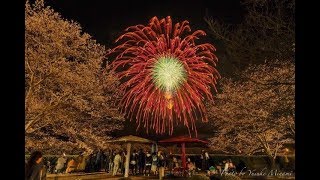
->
xmin=109 ymin=16 xmax=220 ymax=136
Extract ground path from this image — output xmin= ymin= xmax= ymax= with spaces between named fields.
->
xmin=47 ymin=172 xmax=295 ymax=180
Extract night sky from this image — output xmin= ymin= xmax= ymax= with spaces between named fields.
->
xmin=45 ymin=0 xmax=244 ymax=47
xmin=42 ymin=0 xmax=244 ymax=139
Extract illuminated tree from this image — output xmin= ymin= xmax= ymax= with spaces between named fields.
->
xmin=207 ymin=60 xmax=294 ymax=167
xmin=204 ymin=0 xmax=295 ymax=69
xmin=25 ymin=0 xmax=124 ymax=153
xmin=108 ymin=16 xmax=220 ymax=136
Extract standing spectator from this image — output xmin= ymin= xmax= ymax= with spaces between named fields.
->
xmin=101 ymin=151 xmax=107 ymax=171
xmin=167 ymin=152 xmax=174 ymax=174
xmin=200 ymin=150 xmax=205 ymax=171
xmin=138 ymin=149 xmax=146 ymax=175
xmin=55 ymin=153 xmax=67 ymax=174
xmin=187 ymin=158 xmax=196 ymax=176
xmin=121 ymin=151 xmax=126 ymax=174
xmin=113 ymin=152 xmax=122 ymax=176
xmin=85 ymin=153 xmax=93 ymax=173
xmin=173 ymin=156 xmax=179 ymax=168
xmin=151 ymin=152 xmax=158 ymax=175
xmin=76 ymin=152 xmax=86 ymax=172
xmin=130 ymin=150 xmax=138 ymax=175
xmin=223 ymin=160 xmax=229 ymax=173
xmin=46 ymin=160 xmax=51 ymax=174
xmin=216 ymin=161 xmax=223 ymax=174
xmin=157 ymin=151 xmax=165 ymax=180
xmin=25 ymin=151 xmax=46 ymax=180
xmin=145 ymin=151 xmax=152 ymax=176
xmin=108 ymin=151 xmax=115 ymax=173
xmin=204 ymin=151 xmax=210 ymax=170
xmin=90 ymin=152 xmax=97 ymax=172
xmin=163 ymin=152 xmax=167 ymax=167
xmin=228 ymin=159 xmax=236 ymax=172
xmin=65 ymin=158 xmax=77 ymax=173
xmin=103 ymin=150 xmax=110 ymax=172
xmin=95 ymin=149 xmax=103 ymax=171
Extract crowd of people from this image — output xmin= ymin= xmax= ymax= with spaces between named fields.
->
xmin=111 ymin=149 xmax=167 ymax=179
xmin=25 ymin=148 xmax=238 ymax=180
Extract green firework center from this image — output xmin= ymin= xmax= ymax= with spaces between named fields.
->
xmin=151 ymin=56 xmax=187 ymax=92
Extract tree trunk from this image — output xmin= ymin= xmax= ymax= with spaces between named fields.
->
xmin=269 ymin=156 xmax=276 ymax=169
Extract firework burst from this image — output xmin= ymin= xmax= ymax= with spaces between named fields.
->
xmin=109 ymin=16 xmax=220 ymax=136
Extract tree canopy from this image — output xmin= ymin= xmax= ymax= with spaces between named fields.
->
xmin=25 ymin=0 xmax=124 ymax=153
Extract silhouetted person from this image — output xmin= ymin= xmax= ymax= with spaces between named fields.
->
xmin=25 ymin=151 xmax=46 ymax=180
xmin=113 ymin=152 xmax=121 ymax=176
xmin=55 ymin=153 xmax=67 ymax=173
xmin=130 ymin=150 xmax=138 ymax=175
xmin=167 ymin=153 xmax=174 ymax=173
xmin=85 ymin=153 xmax=93 ymax=173
xmin=200 ymin=150 xmax=205 ymax=171
xmin=108 ymin=151 xmax=115 ymax=173
xmin=204 ymin=151 xmax=210 ymax=170
xmin=151 ymin=152 xmax=158 ymax=175
xmin=95 ymin=149 xmax=103 ymax=171
xmin=138 ymin=149 xmax=146 ymax=174
xmin=145 ymin=151 xmax=152 ymax=176
xmin=103 ymin=151 xmax=109 ymax=172
xmin=200 ymin=150 xmax=210 ymax=171
xmin=121 ymin=151 xmax=126 ymax=174
xmin=76 ymin=152 xmax=86 ymax=172
xmin=157 ymin=151 xmax=165 ymax=180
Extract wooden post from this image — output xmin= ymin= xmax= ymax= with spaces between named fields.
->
xmin=124 ymin=142 xmax=131 ymax=177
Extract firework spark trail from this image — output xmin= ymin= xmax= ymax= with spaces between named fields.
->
xmin=108 ymin=16 xmax=220 ymax=136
